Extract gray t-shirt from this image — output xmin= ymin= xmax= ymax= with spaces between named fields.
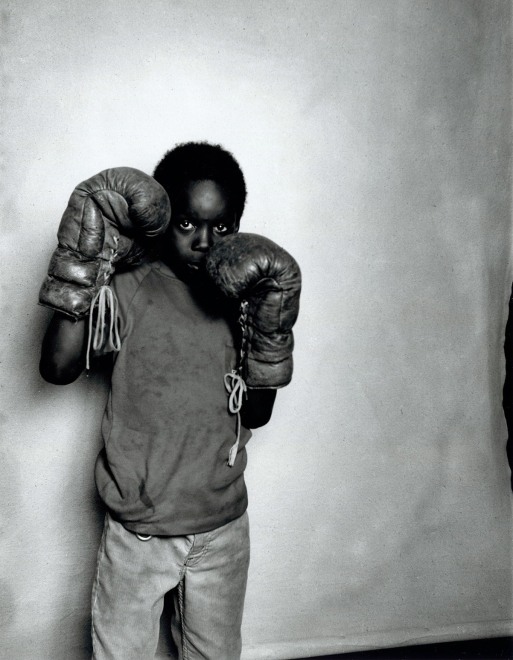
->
xmin=94 ymin=260 xmax=251 ymax=536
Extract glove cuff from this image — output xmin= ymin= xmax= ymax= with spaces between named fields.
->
xmin=243 ymin=329 xmax=295 ymax=389
xmin=39 ymin=245 xmax=116 ymax=319
xmin=245 ymin=354 xmax=294 ymax=389
xmin=39 ymin=277 xmax=98 ymax=318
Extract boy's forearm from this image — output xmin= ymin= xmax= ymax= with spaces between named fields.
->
xmin=240 ymin=389 xmax=277 ymax=429
xmin=39 ymin=313 xmax=87 ymax=384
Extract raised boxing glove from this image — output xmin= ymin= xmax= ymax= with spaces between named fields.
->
xmin=206 ymin=233 xmax=301 ymax=389
xmin=39 ymin=167 xmax=171 ymax=319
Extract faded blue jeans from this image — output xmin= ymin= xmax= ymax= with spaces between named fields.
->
xmin=91 ymin=512 xmax=250 ymax=660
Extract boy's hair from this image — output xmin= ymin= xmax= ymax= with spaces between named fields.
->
xmin=153 ymin=142 xmax=247 ymax=219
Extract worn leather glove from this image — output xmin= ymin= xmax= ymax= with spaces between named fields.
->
xmin=39 ymin=167 xmax=171 ymax=319
xmin=206 ymin=232 xmax=301 ymax=388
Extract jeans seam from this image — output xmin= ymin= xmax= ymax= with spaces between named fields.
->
xmin=178 ymin=532 xmax=212 ymax=658
xmin=178 ymin=577 xmax=189 ymax=660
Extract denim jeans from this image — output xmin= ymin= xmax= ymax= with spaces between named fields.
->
xmin=91 ymin=512 xmax=250 ymax=660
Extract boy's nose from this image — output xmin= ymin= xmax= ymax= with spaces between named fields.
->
xmin=193 ymin=226 xmax=212 ymax=252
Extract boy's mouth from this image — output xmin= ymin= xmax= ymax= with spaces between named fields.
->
xmin=187 ymin=261 xmax=205 ymax=272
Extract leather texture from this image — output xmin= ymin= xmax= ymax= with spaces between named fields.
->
xmin=206 ymin=232 xmax=301 ymax=388
xmin=39 ymin=167 xmax=171 ymax=318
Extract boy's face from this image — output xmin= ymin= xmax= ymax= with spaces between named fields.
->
xmin=163 ymin=179 xmax=239 ymax=284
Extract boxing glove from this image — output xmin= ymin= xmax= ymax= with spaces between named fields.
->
xmin=39 ymin=167 xmax=171 ymax=319
xmin=206 ymin=233 xmax=301 ymax=389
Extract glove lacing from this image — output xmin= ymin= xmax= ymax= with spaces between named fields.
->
xmin=224 ymin=371 xmax=247 ymax=466
xmin=224 ymin=300 xmax=249 ymax=467
xmin=85 ymin=236 xmax=122 ymax=370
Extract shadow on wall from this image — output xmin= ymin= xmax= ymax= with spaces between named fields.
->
xmin=503 ymin=284 xmax=513 ymax=492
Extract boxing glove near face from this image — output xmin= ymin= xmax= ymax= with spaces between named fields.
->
xmin=39 ymin=167 xmax=171 ymax=318
xmin=205 ymin=232 xmax=301 ymax=389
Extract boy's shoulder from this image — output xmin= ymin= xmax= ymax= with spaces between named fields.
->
xmin=112 ymin=259 xmax=185 ymax=311
xmin=114 ymin=259 xmax=153 ymax=283
xmin=111 ymin=260 xmax=154 ymax=306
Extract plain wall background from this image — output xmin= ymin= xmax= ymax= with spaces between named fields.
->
xmin=1 ymin=1 xmax=512 ymax=658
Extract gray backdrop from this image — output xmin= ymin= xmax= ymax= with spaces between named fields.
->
xmin=1 ymin=1 xmax=512 ymax=658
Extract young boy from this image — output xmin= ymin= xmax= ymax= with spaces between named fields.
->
xmin=39 ymin=142 xmax=300 ymax=659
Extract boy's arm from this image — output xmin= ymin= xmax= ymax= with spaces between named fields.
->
xmin=240 ymin=389 xmax=277 ymax=429
xmin=39 ymin=313 xmax=87 ymax=385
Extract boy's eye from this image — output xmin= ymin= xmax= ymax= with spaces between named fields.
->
xmin=215 ymin=224 xmax=228 ymax=234
xmin=178 ymin=219 xmax=194 ymax=231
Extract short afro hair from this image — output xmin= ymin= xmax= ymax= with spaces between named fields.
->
xmin=153 ymin=142 xmax=247 ymax=219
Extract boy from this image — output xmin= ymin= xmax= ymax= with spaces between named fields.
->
xmin=39 ymin=142 xmax=300 ymax=659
